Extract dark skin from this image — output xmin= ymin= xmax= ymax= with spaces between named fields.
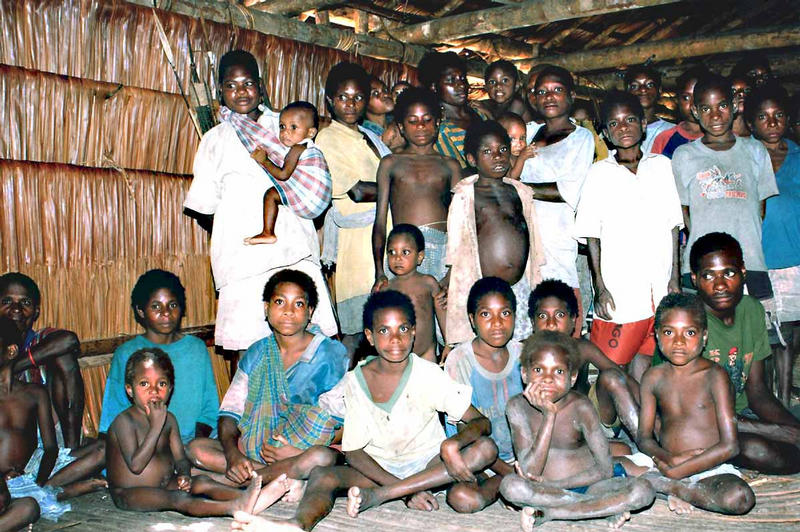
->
xmin=241 ymin=307 xmax=497 ymax=530
xmin=473 ymin=66 xmax=534 ymax=122
xmin=731 ymin=77 xmax=752 ymax=137
xmin=466 ymin=133 xmax=529 ymax=286
xmin=626 ymin=72 xmax=661 ymax=126
xmin=632 ymin=308 xmax=755 ymax=515
xmin=692 ymin=249 xmax=800 ymax=474
xmin=371 ymin=101 xmax=461 ymax=290
xmin=498 ymin=117 xmax=537 ymax=180
xmin=501 ymin=344 xmax=655 ymax=529
xmin=0 ymin=282 xmax=84 ymax=449
xmin=365 ymin=78 xmax=394 ymax=130
xmin=0 ymin=477 xmax=38 ymax=530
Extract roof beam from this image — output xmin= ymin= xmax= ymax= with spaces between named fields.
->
xmin=243 ymin=0 xmax=344 ymax=18
xmin=514 ymin=24 xmax=800 ymax=73
xmin=391 ymin=0 xmax=682 ymax=45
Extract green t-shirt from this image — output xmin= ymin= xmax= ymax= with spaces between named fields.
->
xmin=652 ymin=295 xmax=770 ymax=412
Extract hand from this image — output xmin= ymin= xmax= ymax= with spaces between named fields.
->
xmin=177 ymin=475 xmax=191 ymax=492
xmin=667 ymin=277 xmax=681 ymax=294
xmin=440 ymin=440 xmax=475 ymax=483
xmin=404 ymin=490 xmax=439 ymax=511
xmin=522 ymin=383 xmax=558 ymax=414
xmin=514 ymin=462 xmax=544 ymax=482
xmin=145 ymin=399 xmax=168 ymax=431
xmin=372 ymin=275 xmax=389 ymax=293
xmin=660 ymin=448 xmax=705 ymax=468
xmin=434 ymin=287 xmax=447 ymax=310
xmin=260 ymin=435 xmax=303 ymax=463
xmin=518 ymin=144 xmax=538 ymax=162
xmin=225 ymin=450 xmax=255 ymax=485
xmin=250 ymin=148 xmax=268 ymax=166
xmin=594 ymin=288 xmax=616 ymax=321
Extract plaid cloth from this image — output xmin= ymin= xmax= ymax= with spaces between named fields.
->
xmin=237 ymin=333 xmax=337 ymax=461
xmin=434 ymin=107 xmax=489 ymax=169
xmin=219 ymin=106 xmax=332 ymax=219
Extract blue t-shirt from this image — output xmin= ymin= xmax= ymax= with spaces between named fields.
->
xmin=763 ymin=139 xmax=800 ymax=269
xmin=444 ymin=339 xmax=523 ymax=463
xmin=99 ymin=335 xmax=220 ymax=443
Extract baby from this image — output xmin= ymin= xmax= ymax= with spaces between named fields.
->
xmin=497 ymin=112 xmax=536 ymax=180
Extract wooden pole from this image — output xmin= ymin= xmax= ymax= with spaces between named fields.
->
xmin=355 ymin=9 xmax=369 ymax=34
xmin=392 ymin=0 xmax=681 ymax=45
xmin=514 ymin=25 xmax=800 ymax=74
xmin=244 ymin=0 xmax=343 ymax=18
xmin=128 ymin=0 xmax=430 ymax=65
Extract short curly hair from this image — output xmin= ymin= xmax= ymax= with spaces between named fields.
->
xmin=464 ymin=120 xmax=510 ymax=159
xmin=466 ymin=277 xmax=516 ymax=317
xmin=262 ymin=269 xmax=319 ymax=310
xmin=394 ymin=86 xmax=442 ymax=123
xmin=0 ymin=272 xmax=41 ymax=305
xmin=324 ymin=62 xmax=371 ymax=102
xmin=520 ymin=330 xmax=578 ymax=373
xmin=124 ymin=347 xmax=175 ymax=392
xmin=130 ymin=270 xmax=186 ymax=325
xmin=417 ymin=51 xmax=467 ymax=90
xmin=362 ymin=290 xmax=416 ymax=331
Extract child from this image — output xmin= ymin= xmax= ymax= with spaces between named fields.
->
xmin=672 ymin=73 xmax=779 ymax=300
xmin=241 ymin=291 xmax=498 ymax=529
xmin=730 ymin=71 xmax=753 ymax=137
xmin=521 ymin=65 xmax=593 ymax=307
xmin=473 ymin=60 xmax=534 ymax=122
xmin=0 ymin=476 xmax=38 ymax=530
xmin=0 ymin=317 xmax=106 ymax=521
xmin=748 ymin=84 xmax=800 ymax=406
xmin=391 ymin=80 xmax=411 ymax=102
xmin=443 ymin=277 xmax=522 ymax=512
xmin=575 ymin=91 xmax=683 ymax=383
xmin=106 ymin=348 xmax=291 ymax=516
xmin=500 ymin=331 xmax=655 ymax=531
xmin=99 ymin=269 xmax=219 ymax=444
xmin=528 ymin=280 xmax=641 ymax=441
xmin=731 ymin=53 xmax=773 ymax=88
xmin=497 ymin=112 xmax=536 ymax=180
xmin=0 ymin=272 xmax=84 ymax=448
xmin=651 ymin=65 xmax=709 ymax=158
xmin=372 ymin=87 xmax=462 ymax=287
xmin=624 ymin=65 xmax=674 ymax=154
xmin=629 ymin=292 xmax=755 ymax=515
xmin=445 ymin=121 xmax=545 ymax=346
xmin=382 ymin=225 xmax=446 ymax=362
xmin=418 ymin=51 xmax=489 ymax=171
xmin=244 ymin=101 xmax=331 ymax=245
xmin=362 ymin=77 xmax=395 ymax=136
xmin=184 ymin=49 xmax=337 ymax=352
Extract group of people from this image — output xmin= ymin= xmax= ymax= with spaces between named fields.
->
xmin=1 ymin=46 xmax=799 ymax=531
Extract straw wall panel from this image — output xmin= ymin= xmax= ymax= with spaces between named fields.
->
xmin=0 ymin=0 xmax=417 ymax=116
xmin=0 ymin=65 xmax=198 ymax=174
xmin=0 ymin=160 xmax=215 ymax=340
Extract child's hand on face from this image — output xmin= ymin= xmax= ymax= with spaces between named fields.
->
xmin=177 ymin=475 xmax=192 ymax=492
xmin=523 ymin=383 xmax=558 ymax=414
xmin=518 ymin=144 xmax=537 ymax=162
xmin=145 ymin=399 xmax=168 ymax=430
xmin=440 ymin=439 xmax=476 ymax=483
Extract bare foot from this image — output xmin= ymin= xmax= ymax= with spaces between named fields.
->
xmin=57 ymin=477 xmax=108 ymax=499
xmin=232 ymin=473 xmax=263 ymax=516
xmin=244 ymin=233 xmax=278 ymax=245
xmin=251 ymin=474 xmax=291 ymax=514
xmin=282 ymin=478 xmax=306 ymax=503
xmin=667 ymin=495 xmax=694 ymax=515
xmin=520 ymin=506 xmax=548 ymax=532
xmin=346 ymin=486 xmax=380 ymax=517
xmin=231 ymin=511 xmax=303 ymax=531
xmin=606 ymin=511 xmax=631 ymax=528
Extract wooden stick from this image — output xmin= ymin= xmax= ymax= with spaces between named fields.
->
xmin=79 ymin=324 xmax=215 ymax=358
xmin=244 ymin=0 xmax=342 ymax=18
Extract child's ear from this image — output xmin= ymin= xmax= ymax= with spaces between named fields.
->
xmin=308 ymin=127 xmax=318 ymax=139
xmin=570 ymin=369 xmax=579 ymax=388
xmin=690 ymin=272 xmax=697 ymax=288
xmin=641 ymin=117 xmax=648 ymax=130
xmin=417 ymin=250 xmax=425 ymax=266
xmin=364 ymin=328 xmax=375 ymax=346
xmin=702 ymin=330 xmax=709 ymax=348
xmin=520 ymin=366 xmax=528 ymax=385
xmin=125 ymin=384 xmax=133 ymax=399
xmin=466 ymin=152 xmax=477 ymax=167
xmin=263 ymin=302 xmax=270 ymax=318
xmin=468 ymin=313 xmax=476 ymax=330
xmin=135 ymin=305 xmax=145 ymax=320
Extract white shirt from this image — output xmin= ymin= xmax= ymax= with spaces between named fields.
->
xmin=522 ymin=123 xmax=594 ymax=288
xmin=574 ymin=152 xmax=683 ymax=323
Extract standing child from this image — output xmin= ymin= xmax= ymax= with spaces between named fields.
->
xmin=99 ymin=269 xmax=219 ymax=444
xmin=628 ymin=293 xmax=755 ymax=516
xmin=372 ymin=87 xmax=462 ymax=287
xmin=497 ymin=112 xmax=537 ymax=180
xmin=500 ymin=331 xmax=655 ymax=531
xmin=624 ymin=65 xmax=674 ymax=154
xmin=106 ymin=348 xmax=290 ymax=516
xmin=651 ymin=66 xmax=709 ymax=158
xmin=575 ymin=91 xmax=683 ymax=383
xmin=236 ymin=291 xmax=498 ymax=530
xmin=382 ymin=225 xmax=446 ymax=363
xmin=362 ymin=77 xmax=395 ymax=136
xmin=672 ymin=73 xmax=779 ymax=300
xmin=444 ymin=277 xmax=522 ymax=512
xmin=473 ymin=60 xmax=534 ymax=122
xmin=445 ymin=121 xmax=545 ymax=346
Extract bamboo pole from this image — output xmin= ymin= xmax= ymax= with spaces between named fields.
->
xmin=514 ymin=25 xmax=800 ymax=74
xmin=391 ymin=0 xmax=682 ymax=45
xmin=244 ymin=0 xmax=343 ymax=17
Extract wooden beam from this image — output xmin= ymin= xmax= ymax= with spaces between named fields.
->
xmin=79 ymin=324 xmax=215 ymax=358
xmin=354 ymin=9 xmax=369 ymax=34
xmin=438 ymin=36 xmax=534 ymax=60
xmin=391 ymin=0 xmax=682 ymax=45
xmin=515 ymin=25 xmax=800 ymax=73
xmin=244 ymin=0 xmax=344 ymax=18
xmin=127 ymin=0 xmax=430 ymax=66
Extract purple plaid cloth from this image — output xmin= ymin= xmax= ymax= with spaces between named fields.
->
xmin=219 ymin=106 xmax=332 ymax=219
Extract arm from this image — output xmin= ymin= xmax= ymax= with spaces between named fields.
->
xmin=371 ymin=158 xmax=393 ymax=288
xmin=668 ymin=226 xmax=681 ymax=293
xmin=636 ymin=370 xmax=671 ymax=463
xmin=346 ymin=181 xmax=378 ymax=203
xmin=681 ymin=205 xmax=691 ymax=235
xmin=34 ymin=387 xmax=58 ymax=486
xmin=120 ymin=401 xmax=168 ymax=475
xmin=253 ymin=144 xmax=307 ymax=181
xmin=508 ymin=146 xmax=537 ymax=180
xmin=745 ymin=359 xmax=800 ymax=428
xmin=218 ymin=415 xmax=254 ymax=483
xmin=524 ymin=182 xmax=562 ymax=201
xmin=578 ymin=340 xmax=618 ymax=373
xmin=508 ymin=386 xmax=555 ymax=478
xmin=184 ymin=208 xmax=213 ymax=233
xmin=197 ymin=347 xmax=220 ymax=439
xmin=586 ymin=237 xmax=615 ymax=321
xmin=433 ymin=283 xmax=448 ymax=345
xmin=168 ymin=414 xmax=193 ymax=490
xmin=440 ymin=406 xmax=491 ymax=482
xmin=13 ymin=330 xmax=79 ymax=373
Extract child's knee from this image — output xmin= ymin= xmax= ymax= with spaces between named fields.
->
xmin=15 ymin=497 xmax=40 ymax=523
xmin=597 ymin=367 xmax=627 ymax=393
xmin=720 ymin=479 xmax=755 ymax=515
xmin=627 ymin=477 xmax=656 ymax=506
xmin=306 ymin=466 xmax=342 ymax=492
xmin=446 ymin=483 xmax=486 ymax=514
xmin=472 ymin=436 xmax=499 ymax=465
xmin=185 ymin=438 xmax=210 ymax=463
xmin=499 ymin=473 xmax=527 ymax=501
xmin=301 ymin=446 xmax=338 ymax=470
xmin=189 ymin=474 xmax=214 ymax=494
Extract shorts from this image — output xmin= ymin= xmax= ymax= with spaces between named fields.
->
xmin=569 ymin=463 xmax=627 ymax=494
xmin=8 ymin=447 xmax=77 ymax=521
xmin=625 ymin=452 xmax=741 ymax=483
xmin=587 ymin=380 xmax=621 ymax=429
xmin=590 ymin=316 xmax=655 ymax=365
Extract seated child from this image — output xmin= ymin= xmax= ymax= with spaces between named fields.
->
xmin=473 ymin=60 xmax=534 ymax=122
xmin=239 ymin=291 xmax=498 ymax=530
xmin=444 ymin=277 xmax=522 ymax=512
xmin=99 ymin=269 xmax=219 ymax=444
xmin=651 ymin=66 xmax=708 ymax=158
xmin=445 ymin=121 xmax=545 ymax=346
xmin=106 ymin=348 xmax=291 ymax=516
xmin=628 ymin=292 xmax=755 ymax=516
xmin=239 ymin=101 xmax=331 ymax=245
xmin=0 ymin=272 xmax=84 ymax=448
xmin=575 ymin=90 xmax=683 ymax=383
xmin=362 ymin=76 xmax=395 ymax=136
xmin=624 ymin=65 xmax=674 ymax=154
xmin=0 ymin=317 xmax=106 ymax=522
xmin=382 ymin=225 xmax=446 ymax=363
xmin=372 ymin=87 xmax=462 ymax=287
xmin=528 ymin=280 xmax=641 ymax=441
xmin=500 ymin=331 xmax=655 ymax=531
xmin=497 ymin=112 xmax=537 ymax=180
xmin=673 ymin=73 xmax=779 ymax=301
xmin=0 ymin=476 xmax=38 ymax=530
